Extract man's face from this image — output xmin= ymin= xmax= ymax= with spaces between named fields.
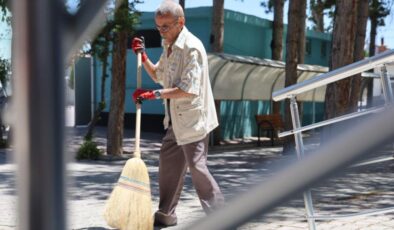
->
xmin=155 ymin=14 xmax=184 ymax=45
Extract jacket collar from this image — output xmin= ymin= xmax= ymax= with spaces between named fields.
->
xmin=173 ymin=26 xmax=188 ymax=49
xmin=162 ymin=26 xmax=188 ymax=51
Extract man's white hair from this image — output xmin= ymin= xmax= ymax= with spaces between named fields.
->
xmin=155 ymin=0 xmax=184 ymax=18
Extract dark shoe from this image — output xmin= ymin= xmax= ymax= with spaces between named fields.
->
xmin=154 ymin=211 xmax=177 ymax=227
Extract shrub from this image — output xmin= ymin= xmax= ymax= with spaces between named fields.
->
xmin=76 ymin=140 xmax=101 ymax=160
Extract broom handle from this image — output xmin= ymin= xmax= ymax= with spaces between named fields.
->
xmin=134 ymin=52 xmax=142 ymax=158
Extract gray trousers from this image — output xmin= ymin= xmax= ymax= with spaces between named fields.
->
xmin=155 ymin=125 xmax=224 ymax=224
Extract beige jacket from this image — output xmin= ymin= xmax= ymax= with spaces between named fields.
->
xmin=155 ymin=27 xmax=218 ymax=145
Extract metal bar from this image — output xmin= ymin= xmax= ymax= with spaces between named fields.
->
xmin=350 ymin=156 xmax=394 ymax=168
xmin=12 ymin=1 xmax=111 ymax=229
xmin=64 ymin=0 xmax=108 ymax=62
xmin=310 ymin=207 xmax=394 ymax=220
xmin=380 ymin=65 xmax=394 ymax=104
xmin=289 ymin=97 xmax=316 ymax=230
xmin=278 ymin=106 xmax=386 ymax=138
xmin=188 ymin=106 xmax=394 ymax=230
xmin=12 ymin=0 xmax=66 ymax=229
xmin=362 ymin=71 xmax=394 ymax=79
xmin=273 ymin=49 xmax=394 ymax=101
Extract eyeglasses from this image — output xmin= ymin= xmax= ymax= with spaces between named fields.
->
xmin=156 ymin=19 xmax=179 ymax=33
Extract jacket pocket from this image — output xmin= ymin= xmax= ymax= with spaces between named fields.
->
xmin=176 ymin=104 xmax=203 ymax=129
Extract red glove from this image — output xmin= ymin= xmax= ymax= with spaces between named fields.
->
xmin=131 ymin=37 xmax=148 ymax=63
xmin=132 ymin=88 xmax=155 ymax=104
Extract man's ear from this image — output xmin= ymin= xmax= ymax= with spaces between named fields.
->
xmin=179 ymin=16 xmax=185 ymax=27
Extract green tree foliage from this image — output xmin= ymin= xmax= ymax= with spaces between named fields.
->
xmin=0 ymin=0 xmax=11 ymax=24
xmin=260 ymin=0 xmax=287 ymax=14
xmin=0 ymin=57 xmax=10 ymax=87
xmin=364 ymin=0 xmax=392 ymax=106
xmin=307 ymin=0 xmax=336 ymax=33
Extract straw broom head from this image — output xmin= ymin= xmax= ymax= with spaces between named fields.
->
xmin=104 ymin=50 xmax=153 ymax=229
xmin=104 ymin=156 xmax=153 ymax=230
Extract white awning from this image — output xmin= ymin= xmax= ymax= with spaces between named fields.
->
xmin=208 ymin=53 xmax=329 ymax=102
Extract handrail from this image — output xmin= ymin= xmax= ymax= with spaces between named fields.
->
xmin=269 ymin=49 xmax=394 ymax=230
xmin=278 ymin=106 xmax=386 ymax=137
xmin=273 ymin=49 xmax=394 ymax=101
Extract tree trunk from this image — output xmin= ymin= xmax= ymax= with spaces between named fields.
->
xmin=271 ymin=0 xmax=284 ymax=61
xmin=283 ymin=0 xmax=307 ymax=153
xmin=271 ymin=0 xmax=284 ymax=115
xmin=297 ymin=0 xmax=307 ymax=64
xmin=211 ymin=0 xmax=224 ymax=53
xmin=310 ymin=0 xmax=325 ymax=32
xmin=324 ymin=0 xmax=358 ymax=138
xmin=107 ymin=1 xmax=128 ymax=156
xmin=367 ymin=15 xmax=378 ymax=107
xmin=211 ymin=0 xmax=224 ymax=145
xmin=369 ymin=14 xmax=378 ymax=56
xmin=179 ymin=0 xmax=185 ymax=10
xmin=349 ymin=0 xmax=368 ymax=111
xmin=297 ymin=0 xmax=306 ymax=131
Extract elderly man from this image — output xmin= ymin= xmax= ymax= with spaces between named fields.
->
xmin=131 ymin=0 xmax=224 ymax=227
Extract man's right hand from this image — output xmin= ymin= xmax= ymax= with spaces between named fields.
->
xmin=132 ymin=88 xmax=156 ymax=104
xmin=132 ymin=37 xmax=148 ymax=62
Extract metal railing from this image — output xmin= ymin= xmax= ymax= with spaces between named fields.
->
xmin=270 ymin=49 xmax=394 ymax=230
xmin=272 ymin=50 xmax=394 ymax=101
xmin=189 ymin=50 xmax=394 ymax=230
xmin=190 ymin=105 xmax=394 ymax=230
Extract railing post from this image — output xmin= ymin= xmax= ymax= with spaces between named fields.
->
xmin=380 ymin=65 xmax=394 ymax=105
xmin=289 ymin=96 xmax=317 ymax=230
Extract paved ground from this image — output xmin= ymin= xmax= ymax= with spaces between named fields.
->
xmin=1 ymin=126 xmax=394 ymax=229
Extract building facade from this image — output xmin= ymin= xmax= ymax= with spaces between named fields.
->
xmin=89 ymin=7 xmax=332 ymax=139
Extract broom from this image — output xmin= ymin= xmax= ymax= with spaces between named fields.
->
xmin=103 ymin=52 xmax=153 ymax=230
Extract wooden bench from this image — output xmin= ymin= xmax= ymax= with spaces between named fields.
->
xmin=255 ymin=114 xmax=284 ymax=146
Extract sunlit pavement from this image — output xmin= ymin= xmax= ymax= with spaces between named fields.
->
xmin=1 ymin=126 xmax=394 ymax=229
